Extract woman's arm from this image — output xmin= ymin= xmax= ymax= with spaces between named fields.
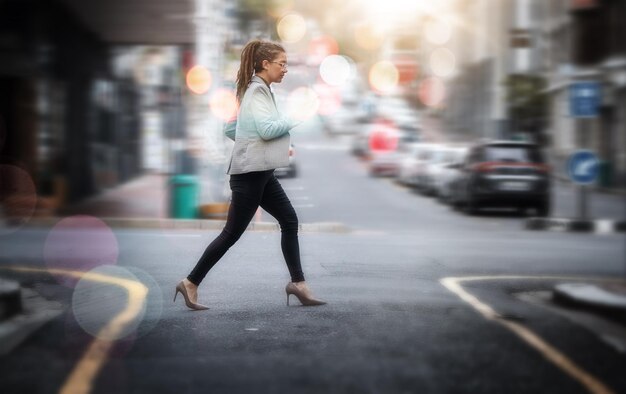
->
xmin=250 ymin=88 xmax=298 ymax=141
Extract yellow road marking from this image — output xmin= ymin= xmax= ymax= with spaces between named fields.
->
xmin=1 ymin=266 xmax=148 ymax=394
xmin=440 ymin=275 xmax=623 ymax=394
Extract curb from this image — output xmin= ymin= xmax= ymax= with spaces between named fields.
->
xmin=553 ymin=283 xmax=626 ymax=324
xmin=0 ymin=278 xmax=22 ymax=321
xmin=20 ymin=217 xmax=352 ymax=234
xmin=0 ymin=285 xmax=65 ymax=356
xmin=552 ymin=174 xmax=626 ymax=196
xmin=525 ymin=217 xmax=626 ymax=233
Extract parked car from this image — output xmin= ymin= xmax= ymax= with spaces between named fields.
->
xmin=397 ymin=143 xmax=442 ymax=188
xmin=323 ymin=106 xmax=363 ymax=135
xmin=449 ymin=141 xmax=551 ymax=215
xmin=274 ymin=144 xmax=298 ymax=178
xmin=415 ymin=145 xmax=458 ymax=195
xmin=367 ymin=122 xmax=419 ymax=177
xmin=351 ymin=125 xmax=372 ymax=158
xmin=434 ymin=147 xmax=469 ymax=203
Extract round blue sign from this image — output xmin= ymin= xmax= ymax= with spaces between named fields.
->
xmin=567 ymin=150 xmax=599 ymax=185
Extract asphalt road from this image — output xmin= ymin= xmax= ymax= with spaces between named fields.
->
xmin=0 ymin=131 xmax=625 ymax=393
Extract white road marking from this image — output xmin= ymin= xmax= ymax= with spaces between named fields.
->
xmin=440 ymin=275 xmax=620 ymax=394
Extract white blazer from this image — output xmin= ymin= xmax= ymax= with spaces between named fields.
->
xmin=224 ymin=76 xmax=297 ymax=175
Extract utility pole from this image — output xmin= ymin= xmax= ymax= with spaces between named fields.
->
xmin=568 ymin=0 xmax=608 ymax=220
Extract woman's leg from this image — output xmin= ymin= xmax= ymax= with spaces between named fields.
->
xmin=259 ymin=174 xmax=305 ymax=283
xmin=187 ymin=171 xmax=272 ymax=285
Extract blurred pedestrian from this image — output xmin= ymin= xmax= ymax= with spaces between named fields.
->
xmin=175 ymin=39 xmax=326 ymax=310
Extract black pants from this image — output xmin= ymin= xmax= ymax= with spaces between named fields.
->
xmin=187 ymin=170 xmax=305 ymax=285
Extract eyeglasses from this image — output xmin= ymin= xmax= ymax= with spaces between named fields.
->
xmin=271 ymin=61 xmax=288 ymax=70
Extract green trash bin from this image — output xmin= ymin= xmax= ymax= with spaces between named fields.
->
xmin=598 ymin=160 xmax=613 ymax=188
xmin=169 ymin=175 xmax=199 ymax=219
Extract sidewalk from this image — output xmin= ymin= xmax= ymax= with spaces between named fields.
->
xmin=59 ymin=173 xmax=168 ymax=219
xmin=24 ymin=172 xmax=349 ymax=233
xmin=526 ymin=157 xmax=626 ymax=233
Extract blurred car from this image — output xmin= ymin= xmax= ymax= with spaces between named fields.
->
xmin=449 ymin=141 xmax=551 ymax=215
xmin=323 ymin=106 xmax=363 ymax=135
xmin=352 ymin=117 xmax=419 ymax=159
xmin=367 ymin=123 xmax=419 ymax=177
xmin=397 ymin=143 xmax=442 ymax=187
xmin=351 ymin=126 xmax=371 ymax=158
xmin=415 ymin=145 xmax=457 ymax=195
xmin=274 ymin=144 xmax=298 ymax=178
xmin=434 ymin=147 xmax=469 ymax=203
xmin=422 ymin=146 xmax=468 ymax=197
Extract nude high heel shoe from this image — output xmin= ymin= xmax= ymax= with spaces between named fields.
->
xmin=285 ymin=282 xmax=326 ymax=306
xmin=174 ymin=280 xmax=209 ymax=311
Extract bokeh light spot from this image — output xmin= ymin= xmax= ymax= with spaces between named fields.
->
xmin=319 ymin=55 xmax=353 ymax=87
xmin=186 ymin=65 xmax=212 ymax=95
xmin=126 ymin=266 xmax=163 ymax=338
xmin=429 ymin=48 xmax=456 ymax=77
xmin=71 ymin=265 xmax=145 ymax=341
xmin=44 ymin=215 xmax=119 ymax=288
xmin=369 ymin=119 xmax=399 ymax=152
xmin=287 ymin=87 xmax=320 ymax=121
xmin=419 ymin=77 xmax=447 ymax=108
xmin=209 ymin=88 xmax=238 ymax=121
xmin=277 ymin=13 xmax=307 ymax=44
xmin=0 ymin=164 xmax=37 ymax=234
xmin=369 ymin=61 xmax=399 ymax=94
xmin=354 ymin=24 xmax=384 ymax=50
xmin=425 ymin=18 xmax=452 ymax=45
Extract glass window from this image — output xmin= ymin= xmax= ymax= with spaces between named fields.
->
xmin=484 ymin=146 xmax=544 ymax=163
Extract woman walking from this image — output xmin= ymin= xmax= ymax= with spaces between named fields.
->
xmin=174 ymin=40 xmax=326 ymax=310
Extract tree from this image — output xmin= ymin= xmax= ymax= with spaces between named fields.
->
xmin=505 ymin=74 xmax=548 ymax=141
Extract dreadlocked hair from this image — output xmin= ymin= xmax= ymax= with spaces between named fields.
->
xmin=235 ymin=39 xmax=285 ymax=103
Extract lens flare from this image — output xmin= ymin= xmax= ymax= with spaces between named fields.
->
xmin=425 ymin=18 xmax=452 ymax=45
xmin=287 ymin=87 xmax=320 ymax=121
xmin=419 ymin=77 xmax=447 ymax=108
xmin=307 ymin=35 xmax=339 ymax=65
xmin=186 ymin=65 xmax=212 ymax=95
xmin=354 ymin=24 xmax=384 ymax=50
xmin=209 ymin=88 xmax=238 ymax=121
xmin=429 ymin=48 xmax=456 ymax=77
xmin=277 ymin=13 xmax=307 ymax=44
xmin=319 ymin=55 xmax=353 ymax=87
xmin=369 ymin=61 xmax=399 ymax=94
xmin=71 ymin=265 xmax=146 ymax=341
xmin=0 ymin=164 xmax=37 ymax=234
xmin=44 ymin=215 xmax=119 ymax=288
xmin=126 ymin=266 xmax=163 ymax=338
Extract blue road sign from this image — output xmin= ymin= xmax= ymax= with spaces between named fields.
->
xmin=567 ymin=150 xmax=599 ymax=185
xmin=569 ymin=81 xmax=601 ymax=118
